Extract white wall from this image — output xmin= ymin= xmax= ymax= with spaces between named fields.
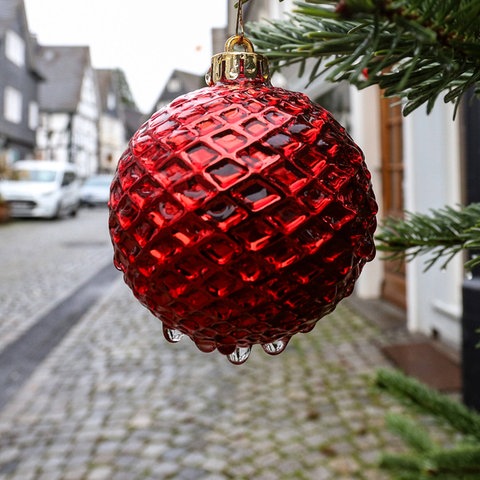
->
xmin=36 ymin=113 xmax=70 ymax=163
xmin=99 ymin=115 xmax=126 ymax=172
xmin=349 ymin=86 xmax=384 ymax=299
xmin=36 ymin=68 xmax=100 ymax=177
xmin=74 ymin=69 xmax=99 ymax=177
xmin=403 ymin=102 xmax=463 ymax=347
xmin=349 ymin=88 xmax=463 ymax=349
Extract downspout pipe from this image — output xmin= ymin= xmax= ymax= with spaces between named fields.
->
xmin=461 ymin=94 xmax=480 ymax=410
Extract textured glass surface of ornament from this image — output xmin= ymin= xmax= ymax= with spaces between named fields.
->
xmin=109 ymin=77 xmax=377 ymax=363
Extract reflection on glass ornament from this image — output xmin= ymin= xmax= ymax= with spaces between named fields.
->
xmin=109 ymin=34 xmax=377 ymax=364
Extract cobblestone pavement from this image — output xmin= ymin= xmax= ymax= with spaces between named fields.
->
xmin=0 ymin=270 xmax=456 ymax=480
xmin=0 ymin=209 xmax=112 ymax=351
xmin=0 ymin=209 xmax=456 ymax=479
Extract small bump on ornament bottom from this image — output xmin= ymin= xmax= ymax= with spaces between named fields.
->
xmin=162 ymin=325 xmax=291 ymax=365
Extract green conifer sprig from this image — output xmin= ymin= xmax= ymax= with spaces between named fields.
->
xmin=375 ymin=204 xmax=480 ymax=271
xmin=380 ymin=449 xmax=480 ymax=479
xmin=248 ymin=0 xmax=480 ymax=115
xmin=379 ymin=452 xmax=423 ymax=478
xmin=376 ymin=368 xmax=480 ymax=440
xmin=376 ymin=369 xmax=480 ymax=479
xmin=385 ymin=413 xmax=434 ymax=453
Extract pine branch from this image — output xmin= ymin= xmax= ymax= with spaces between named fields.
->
xmin=377 ymin=369 xmax=480 ymax=479
xmin=376 ymin=368 xmax=480 ymax=441
xmin=431 ymin=446 xmax=480 ymax=475
xmin=375 ymin=204 xmax=480 ymax=271
xmin=248 ymin=0 xmax=480 ymax=115
xmin=379 ymin=452 xmax=423 ymax=477
xmin=383 ymin=413 xmax=480 ymax=477
xmin=385 ymin=413 xmax=434 ymax=454
xmin=380 ymin=449 xmax=480 ymax=479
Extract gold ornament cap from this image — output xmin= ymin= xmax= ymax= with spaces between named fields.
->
xmin=206 ymin=35 xmax=270 ymax=86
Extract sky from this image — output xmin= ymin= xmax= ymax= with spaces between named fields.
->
xmin=24 ymin=0 xmax=228 ymax=113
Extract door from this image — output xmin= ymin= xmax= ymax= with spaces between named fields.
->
xmin=380 ymin=96 xmax=407 ymax=309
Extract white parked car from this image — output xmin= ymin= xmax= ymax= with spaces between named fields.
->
xmin=0 ymin=160 xmax=81 ymax=219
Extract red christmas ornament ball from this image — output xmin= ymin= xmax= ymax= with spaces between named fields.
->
xmin=109 ymin=39 xmax=377 ymax=363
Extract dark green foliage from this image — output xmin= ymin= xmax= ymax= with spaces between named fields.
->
xmin=248 ymin=0 xmax=480 ymax=116
xmin=376 ymin=369 xmax=480 ymax=479
xmin=385 ymin=413 xmax=434 ymax=453
xmin=376 ymin=368 xmax=480 ymax=439
xmin=375 ymin=203 xmax=480 ymax=271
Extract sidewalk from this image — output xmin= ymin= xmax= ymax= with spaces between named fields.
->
xmin=0 ymin=278 xmax=453 ymax=480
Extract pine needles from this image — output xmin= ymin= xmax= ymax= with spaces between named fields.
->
xmin=248 ymin=0 xmax=480 ymax=116
xmin=375 ymin=203 xmax=480 ymax=271
xmin=376 ymin=368 xmax=480 ymax=479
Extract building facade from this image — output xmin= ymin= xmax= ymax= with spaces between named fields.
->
xmin=0 ymin=0 xmax=42 ymax=167
xmin=35 ymin=45 xmax=100 ymax=178
xmin=350 ymin=87 xmax=463 ymax=349
xmin=96 ymin=69 xmax=128 ymax=173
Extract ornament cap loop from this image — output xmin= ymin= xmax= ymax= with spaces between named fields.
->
xmin=224 ymin=35 xmax=254 ymax=53
xmin=206 ymin=35 xmax=270 ymax=86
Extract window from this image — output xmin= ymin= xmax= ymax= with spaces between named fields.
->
xmin=107 ymin=92 xmax=116 ymax=110
xmin=8 ymin=169 xmax=57 ymax=182
xmin=167 ymin=78 xmax=181 ymax=93
xmin=28 ymin=101 xmax=39 ymax=130
xmin=4 ymin=86 xmax=23 ymax=123
xmin=5 ymin=30 xmax=25 ymax=67
xmin=61 ymin=171 xmax=77 ymax=186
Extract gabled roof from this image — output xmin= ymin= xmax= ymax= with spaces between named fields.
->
xmin=0 ymin=0 xmax=21 ymax=36
xmin=0 ymin=0 xmax=42 ymax=77
xmin=95 ymin=68 xmax=144 ymax=134
xmin=151 ymin=70 xmax=205 ymax=114
xmin=36 ymin=45 xmax=91 ymax=112
xmin=124 ymin=106 xmax=146 ymax=138
xmin=96 ymin=68 xmax=141 ymax=113
xmin=96 ymin=69 xmax=117 ymax=113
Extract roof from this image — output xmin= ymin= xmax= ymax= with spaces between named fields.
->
xmin=36 ymin=45 xmax=91 ymax=112
xmin=95 ymin=68 xmax=144 ymax=135
xmin=0 ymin=0 xmax=42 ymax=77
xmin=0 ymin=0 xmax=20 ymax=36
xmin=96 ymin=67 xmax=142 ymax=113
xmin=96 ymin=69 xmax=116 ymax=112
xmin=151 ymin=70 xmax=205 ymax=113
xmin=123 ymin=106 xmax=146 ymax=137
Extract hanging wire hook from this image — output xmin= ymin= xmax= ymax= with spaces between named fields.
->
xmin=236 ymin=0 xmax=245 ymax=38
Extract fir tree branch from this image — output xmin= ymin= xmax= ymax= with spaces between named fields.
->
xmin=377 ymin=369 xmax=480 ymax=479
xmin=248 ymin=0 xmax=480 ymax=115
xmin=379 ymin=452 xmax=423 ymax=476
xmin=375 ymin=204 xmax=480 ymax=271
xmin=430 ymin=446 xmax=480 ymax=475
xmin=376 ymin=368 xmax=480 ymax=441
xmin=385 ymin=413 xmax=434 ymax=454
xmin=380 ymin=450 xmax=480 ymax=479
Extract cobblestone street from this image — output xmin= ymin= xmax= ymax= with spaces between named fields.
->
xmin=0 ymin=209 xmax=113 ymax=352
xmin=0 ymin=209 xmax=452 ymax=479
